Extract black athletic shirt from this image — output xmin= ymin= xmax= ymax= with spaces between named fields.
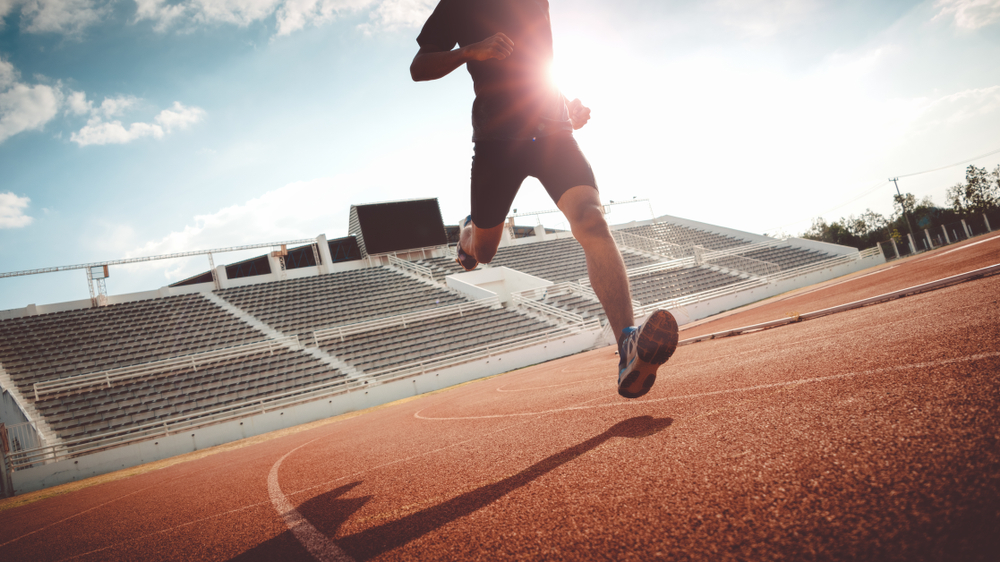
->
xmin=417 ymin=0 xmax=573 ymax=141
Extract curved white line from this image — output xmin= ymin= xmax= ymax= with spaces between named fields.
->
xmin=268 ymin=438 xmax=356 ymax=562
xmin=414 ymin=352 xmax=1000 ymax=421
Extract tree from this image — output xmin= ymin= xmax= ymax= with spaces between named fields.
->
xmin=802 ymin=209 xmax=890 ymax=249
xmin=946 ymin=165 xmax=1000 ymax=215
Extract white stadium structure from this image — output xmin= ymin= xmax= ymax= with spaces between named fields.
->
xmin=0 ymin=199 xmax=884 ymax=496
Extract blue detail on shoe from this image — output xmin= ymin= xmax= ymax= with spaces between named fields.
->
xmin=456 ymin=215 xmax=479 ymax=271
xmin=617 ymin=310 xmax=679 ymax=399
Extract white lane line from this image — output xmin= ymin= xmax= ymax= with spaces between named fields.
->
xmin=268 ymin=438 xmax=356 ymax=562
xmin=1 ymin=478 xmax=181 ymax=549
xmin=414 ymin=351 xmax=1000 ymax=421
xmin=288 ymin=394 xmax=608 ymax=499
xmin=267 ymin=393 xmax=607 ymax=562
xmin=928 ymin=234 xmax=1000 ymax=258
xmin=55 ymin=501 xmax=272 ymax=562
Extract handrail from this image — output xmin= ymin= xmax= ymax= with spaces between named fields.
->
xmin=578 ymin=258 xmax=695 ymax=288
xmin=511 ymin=294 xmax=591 ymax=325
xmin=388 ymin=255 xmax=435 ymax=279
xmin=694 ymin=245 xmax=781 ymax=279
xmin=312 ymin=297 xmax=501 ymax=344
xmin=6 ymin=375 xmax=369 ymax=469
xmin=859 ymin=247 xmax=882 ymax=259
xmin=366 ymin=321 xmax=600 ymax=382
xmin=32 ymin=337 xmax=301 ymax=401
xmin=612 ymin=230 xmax=686 ymax=260
xmin=642 ymin=253 xmax=859 ymax=311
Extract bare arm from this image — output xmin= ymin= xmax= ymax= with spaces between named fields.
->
xmin=410 ymin=33 xmax=515 ymax=82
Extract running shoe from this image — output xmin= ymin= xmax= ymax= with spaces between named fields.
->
xmin=455 ymin=215 xmax=478 ymax=271
xmin=617 ymin=309 xmax=679 ymax=398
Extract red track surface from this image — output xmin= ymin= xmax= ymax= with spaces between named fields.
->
xmin=2 ymin=236 xmax=999 ymax=561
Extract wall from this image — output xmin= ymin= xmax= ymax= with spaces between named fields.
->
xmin=446 ymin=267 xmax=552 ymax=304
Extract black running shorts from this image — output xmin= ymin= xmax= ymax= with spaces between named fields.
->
xmin=470 ymin=132 xmax=597 ymax=229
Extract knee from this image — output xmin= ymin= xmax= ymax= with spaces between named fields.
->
xmin=570 ymin=205 xmax=612 ymax=244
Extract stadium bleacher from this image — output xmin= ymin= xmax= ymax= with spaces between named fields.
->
xmin=320 ymin=306 xmax=554 ymax=374
xmin=0 ymin=211 xmax=859 ymax=484
xmin=620 ymin=222 xmax=748 ymax=252
xmin=489 ymin=236 xmax=659 ymax=283
xmin=34 ymin=348 xmax=343 ymax=442
xmin=215 ymin=266 xmax=466 ymax=338
xmin=0 ymin=294 xmax=265 ymax=396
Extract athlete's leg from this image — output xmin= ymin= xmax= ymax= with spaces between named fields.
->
xmin=458 ymin=219 xmax=505 ymax=264
xmin=556 ymin=185 xmax=634 ymax=343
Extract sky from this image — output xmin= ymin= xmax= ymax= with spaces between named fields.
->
xmin=1 ymin=0 xmax=999 ymax=310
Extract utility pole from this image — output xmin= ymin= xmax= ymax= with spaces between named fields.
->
xmin=890 ymin=178 xmax=916 ymax=243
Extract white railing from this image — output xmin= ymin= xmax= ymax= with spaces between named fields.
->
xmin=578 ymin=258 xmax=695 ymax=290
xmin=511 ymin=293 xmax=591 ymax=326
xmin=1 ymin=421 xmax=45 ymax=466
xmin=32 ymin=337 xmax=301 ymax=401
xmin=612 ymin=230 xmax=687 ymax=260
xmin=514 ymin=282 xmax=651 ymax=330
xmin=6 ymin=375 xmax=369 ymax=470
xmin=366 ymin=322 xmax=600 ymax=383
xmin=859 ymin=247 xmax=882 ymax=259
xmin=388 ymin=255 xmax=435 ymax=280
xmin=694 ymin=245 xmax=781 ymax=279
xmin=768 ymin=253 xmax=858 ymax=282
xmin=312 ymin=297 xmax=501 ymax=344
xmin=643 ymin=253 xmax=859 ymax=311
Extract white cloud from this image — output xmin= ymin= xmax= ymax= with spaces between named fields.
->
xmin=133 ymin=0 xmax=425 ymax=35
xmin=95 ymin=95 xmax=139 ymax=118
xmin=0 ymin=192 xmax=33 ymax=229
xmin=70 ymin=99 xmax=205 ymax=146
xmin=153 ymin=101 xmax=206 ymax=132
xmin=2 ymin=0 xmax=430 ymax=35
xmin=0 ymin=57 xmax=14 ymax=88
xmin=71 ymin=117 xmax=164 ymax=145
xmin=123 ymin=175 xmax=353 ymax=280
xmin=935 ymin=0 xmax=1000 ymax=29
xmin=907 ymin=85 xmax=1000 ymax=130
xmin=0 ymin=81 xmax=62 ymax=143
xmin=357 ymin=0 xmax=432 ymax=34
xmin=275 ymin=0 xmax=372 ymax=35
xmin=65 ymin=90 xmax=91 ymax=115
xmin=11 ymin=0 xmax=105 ymax=35
xmin=0 ymin=57 xmax=62 ymax=143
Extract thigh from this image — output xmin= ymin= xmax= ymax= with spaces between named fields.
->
xmin=531 ymin=133 xmax=598 ymax=206
xmin=470 ymin=140 xmax=530 ymax=229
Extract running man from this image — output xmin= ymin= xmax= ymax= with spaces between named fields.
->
xmin=411 ymin=0 xmax=678 ymax=398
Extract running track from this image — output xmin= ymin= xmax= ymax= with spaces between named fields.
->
xmin=2 ymin=233 xmax=999 ymax=561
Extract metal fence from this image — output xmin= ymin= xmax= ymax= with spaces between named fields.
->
xmin=611 ymin=230 xmax=686 ymax=260
xmin=693 ymin=245 xmax=781 ymax=280
xmin=1 ymin=420 xmax=45 ymax=471
xmin=33 ymin=337 xmax=301 ymax=401
xmin=312 ymin=297 xmax=501 ymax=344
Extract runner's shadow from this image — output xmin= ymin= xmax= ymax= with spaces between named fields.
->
xmin=229 ymin=415 xmax=672 ymax=561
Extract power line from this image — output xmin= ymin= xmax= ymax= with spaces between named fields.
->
xmin=762 ymin=145 xmax=1000 ymax=234
xmin=896 ymin=146 xmax=1000 ymax=179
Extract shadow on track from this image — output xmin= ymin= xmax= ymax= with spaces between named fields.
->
xmin=230 ymin=415 xmax=673 ymax=561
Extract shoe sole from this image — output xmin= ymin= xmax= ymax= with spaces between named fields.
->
xmin=618 ymin=310 xmax=679 ymax=399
